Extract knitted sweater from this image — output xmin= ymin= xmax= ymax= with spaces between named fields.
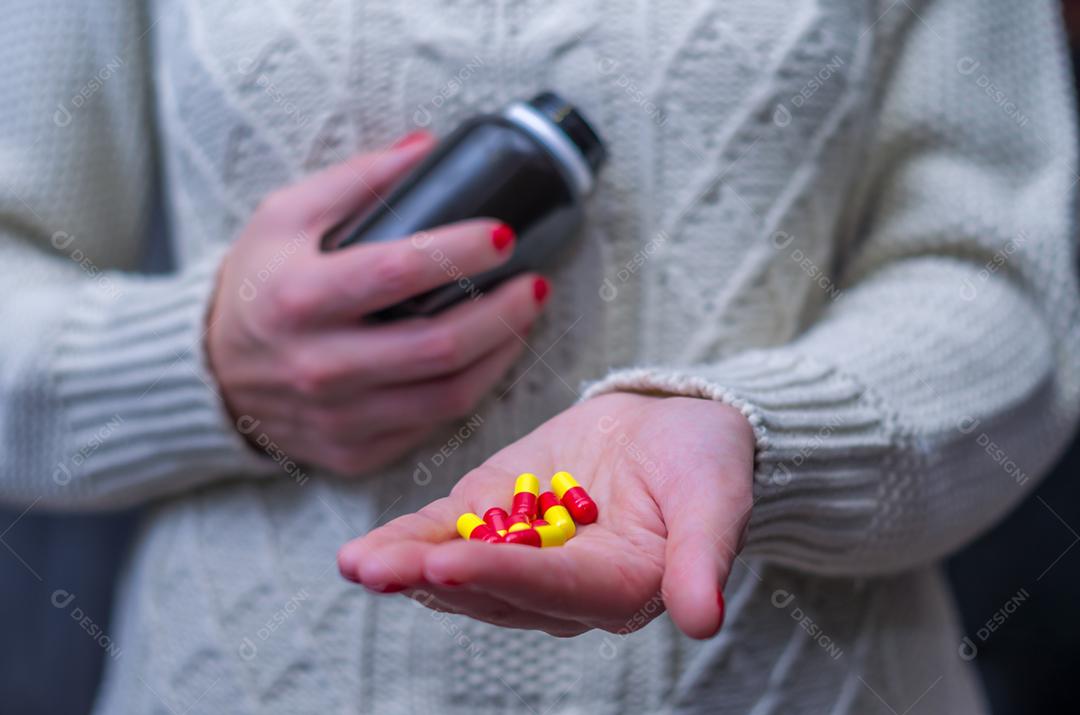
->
xmin=2 ymin=0 xmax=1077 ymax=712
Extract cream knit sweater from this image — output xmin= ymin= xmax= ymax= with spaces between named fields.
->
xmin=2 ymin=0 xmax=1077 ymax=713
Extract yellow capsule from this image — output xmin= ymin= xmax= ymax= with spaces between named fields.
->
xmin=507 ymin=522 xmax=532 ymax=533
xmin=538 ymin=491 xmax=575 ymax=538
xmin=457 ymin=513 xmax=484 ymax=540
xmin=551 ymin=515 xmax=575 ymax=539
xmin=456 ymin=513 xmax=503 ymax=543
xmin=534 ymin=523 xmax=567 ymax=548
xmin=550 ymin=471 xmax=578 ymax=499
xmin=514 ymin=473 xmax=540 ymax=495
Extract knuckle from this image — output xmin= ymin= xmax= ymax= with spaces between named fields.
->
xmin=288 ymin=354 xmax=337 ymax=398
xmin=257 ymin=188 xmax=295 ymax=222
xmin=415 ymin=327 xmax=463 ymax=371
xmin=270 ymin=280 xmax=316 ymax=323
xmin=371 ymin=252 xmax=417 ymax=298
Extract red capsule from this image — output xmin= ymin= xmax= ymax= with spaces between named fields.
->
xmin=503 ymin=528 xmax=541 ymax=547
xmin=538 ymin=491 xmax=561 ymax=515
xmin=552 ymin=472 xmax=598 ymax=524
xmin=532 ymin=519 xmax=548 ymax=527
xmin=483 ymin=507 xmax=510 ymax=534
xmin=507 ymin=512 xmax=531 ymax=527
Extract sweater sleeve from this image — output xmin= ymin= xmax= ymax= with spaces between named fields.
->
xmin=0 ymin=0 xmax=272 ymax=510
xmin=583 ymin=0 xmax=1080 ymax=575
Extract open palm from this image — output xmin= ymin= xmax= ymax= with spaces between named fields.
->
xmin=338 ymin=393 xmax=755 ymax=639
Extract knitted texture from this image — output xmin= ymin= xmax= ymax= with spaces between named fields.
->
xmin=1 ymin=0 xmax=1077 ymax=713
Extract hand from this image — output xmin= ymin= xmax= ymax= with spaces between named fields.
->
xmin=206 ymin=132 xmax=549 ymax=476
xmin=338 ymin=393 xmax=756 ymax=639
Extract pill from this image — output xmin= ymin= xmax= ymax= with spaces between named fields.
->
xmin=503 ymin=528 xmax=541 ymax=547
xmin=483 ymin=507 xmax=510 ymax=534
xmin=510 ymin=472 xmax=540 ymax=520
xmin=538 ymin=491 xmax=576 ymax=538
xmin=532 ymin=519 xmax=549 ymax=527
xmin=534 ymin=523 xmax=568 ymax=548
xmin=507 ymin=512 xmax=531 ymax=527
xmin=507 ymin=522 xmax=532 ymax=533
xmin=456 ymin=513 xmax=504 ymax=543
xmin=551 ymin=471 xmax=598 ymax=524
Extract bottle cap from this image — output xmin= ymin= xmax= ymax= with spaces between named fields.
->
xmin=525 ymin=91 xmax=607 ymax=176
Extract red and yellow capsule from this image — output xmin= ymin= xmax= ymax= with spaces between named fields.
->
xmin=507 ymin=521 xmax=532 ymax=533
xmin=551 ymin=471 xmax=598 ymax=524
xmin=510 ymin=472 xmax=540 ymax=520
xmin=538 ymin=491 xmax=575 ymax=538
xmin=534 ymin=523 xmax=568 ymax=548
xmin=503 ymin=527 xmax=541 ymax=547
xmin=507 ymin=512 xmax=531 ymax=527
xmin=483 ymin=507 xmax=510 ymax=536
xmin=456 ymin=513 xmax=504 ymax=543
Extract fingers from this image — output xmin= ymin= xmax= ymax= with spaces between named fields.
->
xmin=420 ymin=537 xmax=660 ymax=627
xmin=292 ymin=219 xmax=519 ymax=323
xmin=240 ymin=337 xmax=526 ymax=475
xmin=276 ymin=274 xmax=543 ymax=395
xmin=337 ymin=495 xmax=463 ymax=582
xmin=402 ymin=586 xmax=589 ymax=637
xmin=268 ymin=131 xmax=436 ymax=235
xmin=317 ymin=424 xmax=436 ymax=476
xmin=657 ymin=456 xmax=752 ymax=640
xmin=318 ymin=337 xmax=527 ymax=435
xmin=367 ymin=272 xmax=540 ymax=385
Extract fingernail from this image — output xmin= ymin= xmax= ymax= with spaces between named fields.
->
xmin=533 ymin=277 xmax=550 ymax=304
xmin=365 ymin=582 xmax=406 ymax=594
xmin=492 ymin=224 xmax=515 ymax=252
xmin=390 ymin=130 xmax=430 ymax=151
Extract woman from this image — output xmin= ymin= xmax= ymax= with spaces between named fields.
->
xmin=2 ymin=0 xmax=1077 ymax=712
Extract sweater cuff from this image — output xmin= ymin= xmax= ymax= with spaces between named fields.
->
xmin=581 ymin=351 xmax=901 ymax=571
xmin=49 ymin=247 xmax=275 ymax=506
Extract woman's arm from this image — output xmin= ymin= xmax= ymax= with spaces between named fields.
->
xmin=584 ymin=0 xmax=1080 ymax=575
xmin=0 ymin=0 xmax=272 ymax=509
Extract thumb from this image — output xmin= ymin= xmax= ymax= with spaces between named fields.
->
xmin=657 ymin=435 xmax=753 ymax=639
xmin=274 ymin=130 xmax=436 ymax=238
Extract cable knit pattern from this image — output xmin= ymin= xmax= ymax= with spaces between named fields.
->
xmin=1 ymin=0 xmax=1076 ymax=713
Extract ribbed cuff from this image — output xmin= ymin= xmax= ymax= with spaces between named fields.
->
xmin=49 ymin=247 xmax=274 ymax=507
xmin=581 ymin=350 xmax=900 ymax=572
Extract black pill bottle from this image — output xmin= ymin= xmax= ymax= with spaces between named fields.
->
xmin=322 ymin=91 xmax=606 ymax=320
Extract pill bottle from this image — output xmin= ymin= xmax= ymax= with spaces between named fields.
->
xmin=322 ymin=91 xmax=607 ymax=320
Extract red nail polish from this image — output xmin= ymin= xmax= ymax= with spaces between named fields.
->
xmin=533 ymin=277 xmax=550 ymax=304
xmin=390 ymin=130 xmax=430 ymax=150
xmin=492 ymin=224 xmax=515 ymax=252
xmin=717 ymin=591 xmax=726 ymax=631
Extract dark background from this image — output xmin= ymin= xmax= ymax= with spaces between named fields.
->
xmin=2 ymin=4 xmax=1079 ymax=713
